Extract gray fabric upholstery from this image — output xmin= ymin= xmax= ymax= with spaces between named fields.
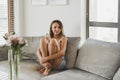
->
xmin=41 ymin=69 xmax=108 ymax=80
xmin=113 ymin=68 xmax=120 ymax=80
xmin=0 ymin=37 xmax=120 ymax=80
xmin=65 ymin=37 xmax=80 ymax=69
xmin=0 ymin=60 xmax=43 ymax=80
xmin=75 ymin=38 xmax=120 ymax=79
xmin=0 ymin=46 xmax=7 ymax=61
xmin=21 ymin=37 xmax=41 ymax=60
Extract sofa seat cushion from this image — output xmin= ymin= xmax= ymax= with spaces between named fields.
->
xmin=41 ymin=69 xmax=109 ymax=80
xmin=0 ymin=60 xmax=62 ymax=80
xmin=0 ymin=60 xmax=43 ymax=80
xmin=75 ymin=38 xmax=120 ymax=79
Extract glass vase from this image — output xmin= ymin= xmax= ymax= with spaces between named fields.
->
xmin=14 ymin=50 xmax=20 ymax=80
xmin=8 ymin=49 xmax=14 ymax=80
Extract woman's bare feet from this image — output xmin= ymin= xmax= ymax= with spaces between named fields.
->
xmin=42 ymin=66 xmax=51 ymax=76
xmin=41 ymin=62 xmax=52 ymax=76
xmin=39 ymin=67 xmax=45 ymax=74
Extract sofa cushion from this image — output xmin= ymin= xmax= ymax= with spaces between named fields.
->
xmin=22 ymin=37 xmax=80 ymax=69
xmin=75 ymin=38 xmax=120 ymax=79
xmin=65 ymin=37 xmax=80 ymax=69
xmin=21 ymin=37 xmax=41 ymax=60
xmin=41 ymin=69 xmax=109 ymax=80
xmin=113 ymin=68 xmax=120 ymax=80
xmin=0 ymin=60 xmax=43 ymax=80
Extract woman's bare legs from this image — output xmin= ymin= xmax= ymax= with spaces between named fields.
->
xmin=39 ymin=39 xmax=59 ymax=75
xmin=36 ymin=49 xmax=46 ymax=74
xmin=36 ymin=37 xmax=52 ymax=75
xmin=48 ymin=39 xmax=62 ymax=69
xmin=36 ymin=38 xmax=61 ymax=75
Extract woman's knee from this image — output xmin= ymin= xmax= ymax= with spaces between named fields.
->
xmin=40 ymin=37 xmax=48 ymax=48
xmin=49 ymin=39 xmax=60 ymax=51
xmin=40 ymin=37 xmax=46 ymax=44
xmin=49 ymin=39 xmax=57 ymax=46
xmin=48 ymin=39 xmax=57 ymax=51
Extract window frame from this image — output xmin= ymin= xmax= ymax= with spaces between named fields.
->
xmin=86 ymin=0 xmax=120 ymax=42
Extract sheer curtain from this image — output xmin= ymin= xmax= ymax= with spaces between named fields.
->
xmin=0 ymin=0 xmax=14 ymax=45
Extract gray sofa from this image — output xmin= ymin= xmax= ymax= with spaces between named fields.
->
xmin=0 ymin=37 xmax=120 ymax=80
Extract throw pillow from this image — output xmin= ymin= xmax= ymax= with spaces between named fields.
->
xmin=65 ymin=37 xmax=80 ymax=69
xmin=21 ymin=37 xmax=41 ymax=60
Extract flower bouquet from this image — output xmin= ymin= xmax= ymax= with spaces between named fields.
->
xmin=3 ymin=32 xmax=27 ymax=80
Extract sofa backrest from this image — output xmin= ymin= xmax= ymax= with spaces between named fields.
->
xmin=21 ymin=37 xmax=41 ymax=60
xmin=0 ymin=46 xmax=7 ymax=61
xmin=75 ymin=38 xmax=120 ymax=79
xmin=22 ymin=36 xmax=80 ymax=69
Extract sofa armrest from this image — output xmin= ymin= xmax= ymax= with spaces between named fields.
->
xmin=0 ymin=46 xmax=8 ymax=61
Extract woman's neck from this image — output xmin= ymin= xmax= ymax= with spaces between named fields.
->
xmin=53 ymin=35 xmax=60 ymax=39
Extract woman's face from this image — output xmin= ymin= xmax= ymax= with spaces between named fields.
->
xmin=52 ymin=22 xmax=62 ymax=36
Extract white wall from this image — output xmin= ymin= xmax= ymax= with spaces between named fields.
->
xmin=14 ymin=0 xmax=86 ymax=45
xmin=15 ymin=0 xmax=81 ymax=37
xmin=14 ymin=0 xmax=24 ymax=36
xmin=80 ymin=0 xmax=86 ymax=46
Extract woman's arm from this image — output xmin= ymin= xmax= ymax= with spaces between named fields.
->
xmin=41 ymin=36 xmax=68 ymax=63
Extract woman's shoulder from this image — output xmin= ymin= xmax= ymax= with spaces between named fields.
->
xmin=59 ymin=35 xmax=67 ymax=45
xmin=60 ymin=35 xmax=68 ymax=41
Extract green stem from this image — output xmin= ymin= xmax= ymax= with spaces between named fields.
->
xmin=9 ymin=48 xmax=13 ymax=80
xmin=10 ymin=50 xmax=12 ymax=80
xmin=14 ymin=50 xmax=20 ymax=80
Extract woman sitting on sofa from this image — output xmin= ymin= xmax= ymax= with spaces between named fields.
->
xmin=36 ymin=20 xmax=68 ymax=76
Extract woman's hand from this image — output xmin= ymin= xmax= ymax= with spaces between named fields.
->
xmin=40 ymin=57 xmax=48 ymax=63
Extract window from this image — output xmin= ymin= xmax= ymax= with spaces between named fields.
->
xmin=86 ymin=0 xmax=120 ymax=42
xmin=0 ymin=0 xmax=14 ymax=45
xmin=89 ymin=0 xmax=118 ymax=22
xmin=0 ymin=0 xmax=8 ymax=45
xmin=89 ymin=27 xmax=118 ymax=42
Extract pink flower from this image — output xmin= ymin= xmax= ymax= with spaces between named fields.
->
xmin=19 ymin=38 xmax=25 ymax=45
xmin=6 ymin=40 xmax=12 ymax=46
xmin=3 ymin=32 xmax=27 ymax=49
xmin=12 ymin=35 xmax=19 ymax=44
